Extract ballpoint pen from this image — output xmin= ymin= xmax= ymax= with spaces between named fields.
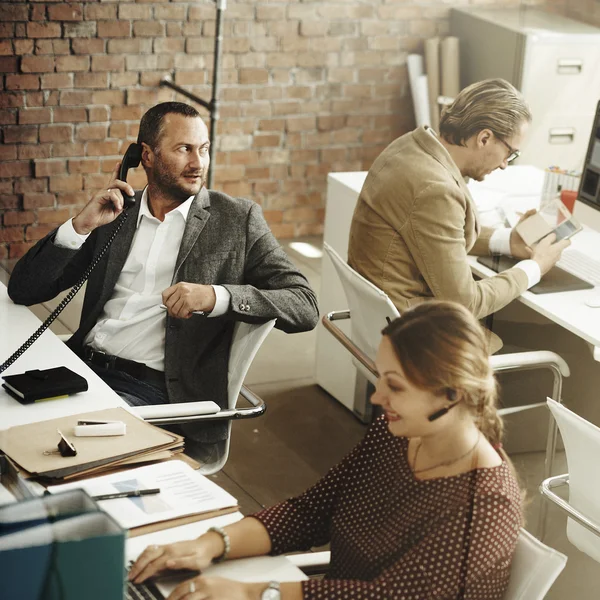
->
xmin=92 ymin=488 xmax=161 ymax=501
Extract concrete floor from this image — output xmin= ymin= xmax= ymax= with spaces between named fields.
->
xmin=2 ymin=236 xmax=599 ymax=598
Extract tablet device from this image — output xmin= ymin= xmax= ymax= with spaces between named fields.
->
xmin=477 ymin=256 xmax=594 ymax=294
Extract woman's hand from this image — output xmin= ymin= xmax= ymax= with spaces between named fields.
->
xmin=129 ymin=536 xmax=223 ymax=584
xmin=168 ymin=576 xmax=262 ymax=600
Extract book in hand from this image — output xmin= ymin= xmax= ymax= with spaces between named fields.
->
xmin=2 ymin=367 xmax=88 ymax=404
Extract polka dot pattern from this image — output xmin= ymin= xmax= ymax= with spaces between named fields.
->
xmin=252 ymin=416 xmax=522 ymax=599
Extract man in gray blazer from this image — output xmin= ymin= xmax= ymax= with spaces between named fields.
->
xmin=8 ymin=102 xmax=319 ymax=449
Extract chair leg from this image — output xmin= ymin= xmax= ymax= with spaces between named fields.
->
xmin=538 ymin=367 xmax=563 ymax=541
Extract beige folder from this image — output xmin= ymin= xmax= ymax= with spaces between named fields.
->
xmin=0 ymin=407 xmax=181 ymax=480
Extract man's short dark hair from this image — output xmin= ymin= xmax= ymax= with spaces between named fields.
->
xmin=137 ymin=102 xmax=202 ymax=150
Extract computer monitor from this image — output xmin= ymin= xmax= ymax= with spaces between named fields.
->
xmin=577 ymin=100 xmax=600 ymax=211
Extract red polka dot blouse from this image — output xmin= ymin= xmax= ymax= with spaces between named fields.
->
xmin=252 ymin=416 xmax=522 ymax=599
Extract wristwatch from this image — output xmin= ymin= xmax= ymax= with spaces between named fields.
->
xmin=260 ymin=581 xmax=281 ymax=600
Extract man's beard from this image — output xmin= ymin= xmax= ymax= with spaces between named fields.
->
xmin=153 ymin=161 xmax=205 ymax=202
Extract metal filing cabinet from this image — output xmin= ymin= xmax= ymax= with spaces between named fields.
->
xmin=451 ymin=7 xmax=600 ymax=171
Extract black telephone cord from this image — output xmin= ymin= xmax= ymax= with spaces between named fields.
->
xmin=0 ymin=212 xmax=129 ymax=374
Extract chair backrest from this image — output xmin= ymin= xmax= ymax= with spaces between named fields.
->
xmin=228 ymin=318 xmax=276 ymax=410
xmin=323 ymin=242 xmax=399 ymax=362
xmin=201 ymin=318 xmax=276 ymax=476
xmin=504 ymin=528 xmax=567 ymax=600
xmin=547 ymin=398 xmax=600 ymax=562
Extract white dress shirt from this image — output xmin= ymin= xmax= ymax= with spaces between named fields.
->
xmin=54 ymin=189 xmax=231 ymax=371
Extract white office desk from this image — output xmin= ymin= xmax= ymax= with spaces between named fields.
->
xmin=316 ymin=167 xmax=600 ymax=413
xmin=0 ymin=282 xmax=127 ymax=431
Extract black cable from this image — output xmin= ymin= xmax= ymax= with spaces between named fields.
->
xmin=0 ymin=212 xmax=130 ymax=374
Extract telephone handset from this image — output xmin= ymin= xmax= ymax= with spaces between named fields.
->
xmin=0 ymin=144 xmax=142 ymax=374
xmin=118 ymin=143 xmax=142 ymax=209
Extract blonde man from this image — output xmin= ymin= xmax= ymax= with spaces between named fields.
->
xmin=348 ymin=78 xmax=569 ymax=352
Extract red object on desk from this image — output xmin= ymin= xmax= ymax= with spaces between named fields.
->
xmin=560 ymin=190 xmax=577 ymax=214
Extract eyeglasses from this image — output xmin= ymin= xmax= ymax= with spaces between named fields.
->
xmin=496 ymin=136 xmax=520 ymax=163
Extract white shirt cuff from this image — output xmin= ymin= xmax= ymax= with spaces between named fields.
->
xmin=489 ymin=228 xmax=512 ymax=256
xmin=54 ymin=218 xmax=90 ymax=250
xmin=209 ymin=285 xmax=231 ymax=318
xmin=514 ymin=260 xmax=542 ymax=289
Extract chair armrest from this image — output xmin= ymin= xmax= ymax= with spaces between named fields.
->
xmin=490 ymin=351 xmax=570 ymax=378
xmin=540 ymin=474 xmax=600 ymax=537
xmin=286 ymin=551 xmax=331 ymax=576
xmin=133 ymin=385 xmax=266 ymax=425
xmin=322 ymin=311 xmax=378 ymax=380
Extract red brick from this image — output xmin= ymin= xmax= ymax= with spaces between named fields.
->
xmin=26 ymin=224 xmax=56 ymax=242
xmin=92 ymin=90 xmax=124 ymax=106
xmin=286 ymin=116 xmax=316 ymax=132
xmin=0 ymin=57 xmax=17 ymax=73
xmin=0 ymin=109 xmax=16 ymax=125
xmin=254 ymin=181 xmax=280 ymax=194
xmin=38 ymin=126 xmax=72 ymax=145
xmin=27 ymin=23 xmax=61 ymax=39
xmin=88 ymin=106 xmax=110 ymax=122
xmin=72 ymin=39 xmax=104 ymax=55
xmin=13 ymin=40 xmax=34 ymax=55
xmin=4 ymin=211 xmax=35 ymax=226
xmin=18 ymin=144 xmax=52 ymax=160
xmin=49 ymin=175 xmax=83 ymax=193
xmin=300 ymin=21 xmax=328 ymax=37
xmin=37 ymin=208 xmax=71 ymax=225
xmin=56 ymin=56 xmax=90 ymax=72
xmin=253 ymin=133 xmax=281 ymax=148
xmin=34 ymin=39 xmax=70 ymax=56
xmin=0 ymin=195 xmax=19 ymax=209
xmin=65 ymin=24 xmax=97 ymax=41
xmin=86 ymin=141 xmax=120 ymax=156
xmin=18 ymin=108 xmax=51 ymax=125
xmin=75 ymin=124 xmax=107 ymax=141
xmin=133 ymin=21 xmax=165 ymax=37
xmin=59 ymin=91 xmax=93 ymax=106
xmin=6 ymin=75 xmax=39 ymax=91
xmin=258 ymin=119 xmax=286 ymax=132
xmin=42 ymin=73 xmax=73 ymax=90
xmin=53 ymin=143 xmax=85 ymax=157
xmin=91 ymin=56 xmax=124 ymax=72
xmin=246 ymin=166 xmax=271 ymax=180
xmin=97 ymin=21 xmax=131 ymax=38
xmin=108 ymin=123 xmax=127 ymax=138
xmin=239 ymin=69 xmax=269 ymax=85
xmin=107 ymin=39 xmax=150 ymax=55
xmin=269 ymin=223 xmax=295 ymax=239
xmin=48 ymin=4 xmax=83 ymax=21
xmin=23 ymin=193 xmax=55 ymax=209
xmin=68 ymin=159 xmax=100 ymax=174
xmin=19 ymin=57 xmax=53 ymax=76
xmin=0 ymin=4 xmax=28 ymax=21
xmin=74 ymin=72 xmax=109 ymax=89
xmin=9 ymin=242 xmax=35 ymax=259
xmin=85 ymin=4 xmax=117 ymax=20
xmin=0 ymin=23 xmax=14 ymax=38
xmin=31 ymin=4 xmax=46 ymax=21
xmin=0 ymin=246 xmax=6 ymax=260
xmin=0 ymin=227 xmax=24 ymax=243
xmin=16 ymin=180 xmax=47 ymax=194
xmin=0 ymin=144 xmax=17 ymax=160
xmin=4 ymin=125 xmax=37 ymax=144
xmin=54 ymin=107 xmax=87 ymax=123
xmin=118 ymin=4 xmax=152 ymax=19
xmin=35 ymin=160 xmax=67 ymax=177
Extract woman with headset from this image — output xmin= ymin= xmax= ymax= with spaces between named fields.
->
xmin=130 ymin=301 xmax=522 ymax=600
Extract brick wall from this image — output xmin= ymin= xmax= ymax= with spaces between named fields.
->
xmin=0 ymin=0 xmax=594 ymax=259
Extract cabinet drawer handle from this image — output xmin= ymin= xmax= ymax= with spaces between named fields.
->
xmin=549 ymin=128 xmax=575 ymax=144
xmin=557 ymin=59 xmax=583 ymax=74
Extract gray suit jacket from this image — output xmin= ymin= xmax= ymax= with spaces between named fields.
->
xmin=8 ymin=188 xmax=319 ymax=442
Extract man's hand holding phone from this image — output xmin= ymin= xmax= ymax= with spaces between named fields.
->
xmin=72 ymin=162 xmax=135 ymax=236
xmin=530 ymin=233 xmax=571 ymax=276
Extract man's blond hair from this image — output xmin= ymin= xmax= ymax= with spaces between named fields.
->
xmin=439 ymin=78 xmax=532 ymax=146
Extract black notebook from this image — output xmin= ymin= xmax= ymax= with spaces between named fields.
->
xmin=2 ymin=367 xmax=88 ymax=404
xmin=477 ymin=255 xmax=594 ymax=294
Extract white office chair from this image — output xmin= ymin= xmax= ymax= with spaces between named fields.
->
xmin=288 ymin=529 xmax=566 ymax=599
xmin=134 ymin=319 xmax=276 ymax=475
xmin=322 ymin=242 xmax=570 ymax=537
xmin=540 ymin=399 xmax=600 ymax=563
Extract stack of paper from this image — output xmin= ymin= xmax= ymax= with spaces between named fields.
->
xmin=0 ymin=407 xmax=184 ymax=483
xmin=48 ymin=460 xmax=238 ymax=537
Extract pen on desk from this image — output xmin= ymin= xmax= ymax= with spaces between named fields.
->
xmin=92 ymin=488 xmax=160 ymax=501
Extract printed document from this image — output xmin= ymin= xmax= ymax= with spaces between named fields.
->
xmin=47 ymin=460 xmax=237 ymax=530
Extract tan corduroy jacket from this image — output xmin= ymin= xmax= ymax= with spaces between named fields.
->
xmin=348 ymin=126 xmax=529 ymax=353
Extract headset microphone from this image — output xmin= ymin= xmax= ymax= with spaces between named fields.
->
xmin=428 ymin=389 xmax=458 ymax=422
